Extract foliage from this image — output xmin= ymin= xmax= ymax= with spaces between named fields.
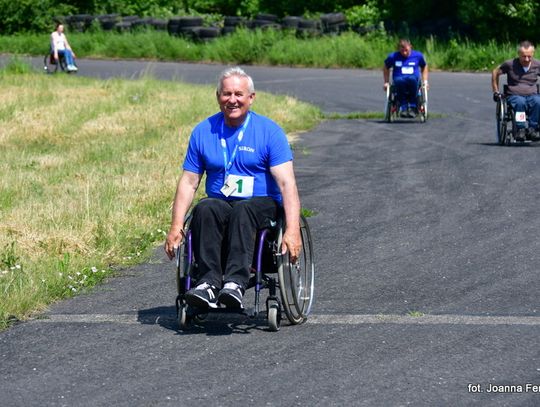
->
xmin=344 ymin=1 xmax=384 ymax=28
xmin=456 ymin=0 xmax=540 ymax=41
xmin=258 ymin=0 xmax=359 ymax=17
xmin=89 ymin=0 xmax=179 ymax=17
xmin=0 ymin=0 xmax=75 ymax=34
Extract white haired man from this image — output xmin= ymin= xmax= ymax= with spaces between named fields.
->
xmin=164 ymin=67 xmax=302 ymax=309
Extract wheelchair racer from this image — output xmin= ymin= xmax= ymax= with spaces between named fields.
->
xmin=383 ymin=38 xmax=428 ymax=118
xmin=164 ymin=67 xmax=302 ymax=310
xmin=492 ymin=40 xmax=540 ymax=141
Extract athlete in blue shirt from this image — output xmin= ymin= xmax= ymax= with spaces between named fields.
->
xmin=383 ymin=39 xmax=429 ymax=118
xmin=164 ymin=67 xmax=302 ymax=310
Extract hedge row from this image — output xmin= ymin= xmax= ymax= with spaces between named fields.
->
xmin=58 ymin=12 xmax=378 ymax=40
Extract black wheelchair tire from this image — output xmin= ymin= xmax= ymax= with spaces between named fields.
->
xmin=384 ymin=85 xmax=395 ymax=123
xmin=496 ymin=98 xmax=507 ymax=145
xmin=176 ymin=215 xmax=193 ymax=296
xmin=277 ymin=214 xmax=315 ymax=325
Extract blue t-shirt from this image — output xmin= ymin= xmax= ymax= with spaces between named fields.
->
xmin=384 ymin=50 xmax=426 ymax=80
xmin=183 ymin=111 xmax=293 ymax=202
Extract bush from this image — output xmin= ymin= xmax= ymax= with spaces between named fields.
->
xmin=0 ymin=0 xmax=75 ymax=34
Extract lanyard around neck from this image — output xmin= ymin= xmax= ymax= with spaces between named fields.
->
xmin=220 ymin=112 xmax=251 ymax=177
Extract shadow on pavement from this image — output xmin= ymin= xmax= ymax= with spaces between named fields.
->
xmin=137 ymin=305 xmax=274 ymax=336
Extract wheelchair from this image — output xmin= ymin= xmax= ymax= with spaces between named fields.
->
xmin=495 ymin=85 xmax=539 ymax=145
xmin=43 ymin=51 xmax=76 ymax=74
xmin=175 ymin=211 xmax=314 ymax=332
xmin=384 ymin=81 xmax=428 ymax=123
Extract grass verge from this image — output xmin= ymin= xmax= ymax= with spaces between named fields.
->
xmin=0 ymin=59 xmax=322 ymax=330
xmin=0 ymin=28 xmax=518 ymax=71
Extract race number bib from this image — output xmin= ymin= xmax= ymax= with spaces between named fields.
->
xmin=401 ymin=66 xmax=414 ymax=75
xmin=515 ymin=111 xmax=527 ymax=122
xmin=220 ymin=175 xmax=254 ymax=198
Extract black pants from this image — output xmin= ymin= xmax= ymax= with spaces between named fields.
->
xmin=190 ymin=197 xmax=279 ymax=290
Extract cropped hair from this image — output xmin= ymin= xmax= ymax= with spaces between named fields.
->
xmin=398 ymin=38 xmax=412 ymax=48
xmin=217 ymin=67 xmax=255 ymax=94
xmin=518 ymin=40 xmax=535 ymax=52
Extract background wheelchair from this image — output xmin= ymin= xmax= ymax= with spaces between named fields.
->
xmin=384 ymin=81 xmax=428 ymax=123
xmin=43 ymin=51 xmax=76 ymax=74
xmin=495 ymin=85 xmax=539 ymax=145
xmin=175 ymin=212 xmax=314 ymax=332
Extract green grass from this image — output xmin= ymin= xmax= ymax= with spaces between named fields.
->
xmin=0 ymin=60 xmax=322 ymax=330
xmin=0 ymin=28 xmax=519 ymax=71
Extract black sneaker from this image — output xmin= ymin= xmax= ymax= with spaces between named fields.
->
xmin=515 ymin=128 xmax=526 ymax=141
xmin=184 ymin=282 xmax=218 ymax=309
xmin=217 ymin=282 xmax=244 ymax=309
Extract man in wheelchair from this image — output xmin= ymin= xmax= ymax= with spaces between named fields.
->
xmin=383 ymin=38 xmax=429 ymax=118
xmin=164 ymin=67 xmax=302 ymax=310
xmin=492 ymin=40 xmax=540 ymax=141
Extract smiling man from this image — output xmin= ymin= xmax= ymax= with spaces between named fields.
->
xmin=164 ymin=66 xmax=302 ymax=310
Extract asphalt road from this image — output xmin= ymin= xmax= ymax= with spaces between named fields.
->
xmin=1 ymin=56 xmax=539 ymax=406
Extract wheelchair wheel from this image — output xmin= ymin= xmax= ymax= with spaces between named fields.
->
xmin=384 ymin=85 xmax=396 ymax=123
xmin=417 ymin=84 xmax=428 ymax=123
xmin=496 ymin=98 xmax=507 ymax=145
xmin=176 ymin=215 xmax=193 ymax=296
xmin=177 ymin=302 xmax=191 ymax=330
xmin=277 ymin=214 xmax=314 ymax=325
xmin=267 ymin=300 xmax=281 ymax=332
xmin=176 ymin=215 xmax=196 ymax=330
xmin=43 ymin=53 xmax=67 ymax=74
xmin=508 ymin=106 xmax=519 ymax=145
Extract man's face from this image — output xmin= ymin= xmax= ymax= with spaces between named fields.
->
xmin=217 ymin=76 xmax=255 ymax=127
xmin=518 ymin=47 xmax=534 ymax=67
xmin=399 ymin=43 xmax=412 ymax=58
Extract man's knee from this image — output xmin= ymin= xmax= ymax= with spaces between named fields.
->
xmin=192 ymin=198 xmax=230 ymax=221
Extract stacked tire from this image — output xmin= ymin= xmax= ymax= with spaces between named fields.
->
xmin=296 ymin=19 xmax=322 ymax=37
xmin=249 ymin=14 xmax=281 ymax=31
xmin=320 ymin=13 xmax=347 ymax=34
xmin=57 ymin=13 xmax=352 ymax=39
xmin=281 ymin=16 xmax=302 ymax=30
xmin=168 ymin=16 xmax=204 ymax=39
xmin=96 ymin=14 xmax=120 ymax=31
xmin=65 ymin=14 xmax=94 ymax=32
xmin=222 ymin=16 xmax=246 ymax=35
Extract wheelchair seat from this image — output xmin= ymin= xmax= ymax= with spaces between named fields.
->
xmin=175 ymin=211 xmax=314 ymax=332
xmin=384 ymin=80 xmax=428 ymax=123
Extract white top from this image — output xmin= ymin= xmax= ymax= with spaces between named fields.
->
xmin=51 ymin=31 xmax=66 ymax=51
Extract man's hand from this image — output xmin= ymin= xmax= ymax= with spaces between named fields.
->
xmin=281 ymin=227 xmax=302 ymax=264
xmin=493 ymin=92 xmax=502 ymax=102
xmin=383 ymin=82 xmax=390 ymax=91
xmin=164 ymin=229 xmax=184 ymax=261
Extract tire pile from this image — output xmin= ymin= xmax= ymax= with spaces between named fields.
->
xmin=59 ymin=12 xmax=374 ymax=41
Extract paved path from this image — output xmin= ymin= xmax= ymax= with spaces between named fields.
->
xmin=1 ymin=56 xmax=539 ymax=406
